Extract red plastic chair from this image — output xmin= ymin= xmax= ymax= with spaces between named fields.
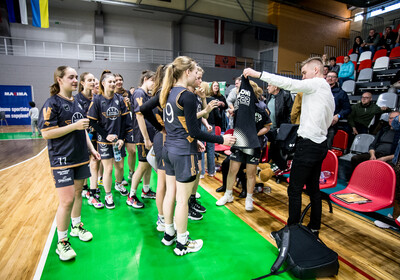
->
xmin=336 ymin=56 xmax=344 ymax=64
xmin=348 ymin=49 xmax=353 ymax=55
xmin=389 ymin=46 xmax=400 ymax=60
xmin=357 ymin=59 xmax=372 ymax=72
xmin=372 ymin=49 xmax=387 ymax=62
xmin=352 ymin=61 xmax=357 ymax=71
xmin=319 ymin=150 xmax=338 ymax=190
xmin=394 ymin=23 xmax=400 ymax=33
xmin=214 ymin=127 xmax=232 ymax=153
xmin=330 ymin=130 xmax=348 ymax=157
xmin=330 ymin=160 xmax=396 ymax=212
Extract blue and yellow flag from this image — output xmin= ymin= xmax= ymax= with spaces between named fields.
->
xmin=31 ymin=0 xmax=48 ymax=28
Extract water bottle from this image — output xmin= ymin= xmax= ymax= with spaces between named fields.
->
xmin=113 ymin=141 xmax=122 ymax=162
xmin=322 ymin=171 xmax=331 ymax=179
xmin=319 ymin=172 xmax=326 ymax=184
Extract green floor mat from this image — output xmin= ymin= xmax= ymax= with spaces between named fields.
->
xmin=39 ymin=169 xmax=296 ymax=280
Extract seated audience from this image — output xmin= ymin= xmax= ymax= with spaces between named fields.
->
xmin=374 ymin=114 xmax=400 ymax=229
xmin=323 ymin=65 xmax=329 ymax=79
xmin=338 ymin=55 xmax=354 ymax=86
xmin=350 ymin=111 xmax=400 ymax=171
xmin=348 ymin=92 xmax=389 ymax=135
xmin=378 ymin=26 xmax=397 ymax=51
xmin=352 ymin=36 xmax=365 ymax=54
xmin=265 ymin=84 xmax=293 ymax=173
xmin=329 ymin=57 xmax=340 ymax=73
xmin=363 ymin=28 xmax=380 ymax=55
xmin=326 ymin=71 xmax=351 ymax=148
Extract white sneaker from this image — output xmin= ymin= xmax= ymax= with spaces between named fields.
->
xmin=128 ymin=171 xmax=134 ymax=180
xmin=199 ymin=174 xmax=204 ymax=179
xmin=245 ymin=197 xmax=254 ymax=211
xmin=105 ymin=195 xmax=115 ymax=209
xmin=115 ymin=182 xmax=129 ymax=196
xmin=196 ymin=192 xmax=201 ymax=199
xmin=216 ymin=193 xmax=233 ymax=206
xmin=121 ymin=178 xmax=128 ymax=186
xmin=156 ymin=216 xmax=165 ymax=232
xmin=70 ymin=222 xmax=93 ymax=242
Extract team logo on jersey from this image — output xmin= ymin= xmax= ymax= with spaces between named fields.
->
xmin=63 ymin=104 xmax=70 ymax=111
xmin=101 ymin=101 xmax=106 ymax=106
xmin=71 ymin=112 xmax=85 ymax=123
xmin=105 ymin=107 xmax=120 ymax=120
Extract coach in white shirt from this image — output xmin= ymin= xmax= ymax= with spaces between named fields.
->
xmin=243 ymin=57 xmax=334 ymax=234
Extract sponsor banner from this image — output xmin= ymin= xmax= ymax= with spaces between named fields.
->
xmin=0 ymin=85 xmax=33 ymax=125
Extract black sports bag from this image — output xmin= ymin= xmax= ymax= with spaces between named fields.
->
xmin=253 ymin=224 xmax=339 ymax=279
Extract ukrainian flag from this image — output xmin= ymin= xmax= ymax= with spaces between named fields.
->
xmin=31 ymin=0 xmax=49 ymax=28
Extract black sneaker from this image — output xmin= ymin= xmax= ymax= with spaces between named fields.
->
xmin=161 ymin=232 xmax=176 ymax=246
xmin=141 ymin=188 xmax=156 ymax=199
xmin=174 ymin=237 xmax=203 ymax=256
xmin=188 ymin=206 xmax=203 ymax=220
xmin=190 ymin=199 xmax=206 ymax=213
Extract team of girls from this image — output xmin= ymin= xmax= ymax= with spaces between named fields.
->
xmin=41 ymin=57 xmax=239 ymax=260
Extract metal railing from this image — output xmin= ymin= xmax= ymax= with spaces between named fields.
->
xmin=0 ymin=36 xmax=276 ymax=72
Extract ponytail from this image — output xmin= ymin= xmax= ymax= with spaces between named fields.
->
xmin=50 ymin=66 xmax=70 ymax=96
xmin=159 ymin=56 xmax=196 ymax=108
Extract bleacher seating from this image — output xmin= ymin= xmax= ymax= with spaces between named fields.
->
xmin=373 ymin=56 xmax=389 ymax=72
xmin=358 ymin=59 xmax=372 ymax=72
xmin=376 ymin=92 xmax=399 ymax=122
xmin=389 ymin=46 xmax=400 ymax=60
xmin=356 ymin=68 xmax=373 ymax=83
xmin=336 ymin=55 xmax=344 ymax=65
xmin=349 ymin=53 xmax=358 ymax=62
xmin=342 ymin=80 xmax=356 ymax=95
xmin=372 ymin=49 xmax=387 ymax=62
xmin=358 ymin=51 xmax=372 ymax=64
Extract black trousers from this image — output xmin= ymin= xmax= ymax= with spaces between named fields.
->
xmin=266 ymin=129 xmax=288 ymax=170
xmin=221 ymin=156 xmax=247 ymax=189
xmin=350 ymin=151 xmax=386 ymax=172
xmin=287 ymin=137 xmax=328 ymax=230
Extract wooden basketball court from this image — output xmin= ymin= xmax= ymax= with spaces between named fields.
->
xmin=0 ymin=126 xmax=399 ymax=279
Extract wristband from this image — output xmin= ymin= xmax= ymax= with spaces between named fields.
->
xmin=337 ymin=114 xmax=341 ymax=119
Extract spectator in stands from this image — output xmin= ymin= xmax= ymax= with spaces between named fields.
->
xmin=211 ymin=81 xmax=228 ymax=131
xmin=290 ymin=92 xmax=302 ymax=125
xmin=326 ymin=71 xmax=351 ymax=149
xmin=226 ymin=77 xmax=241 ymax=129
xmin=338 ymin=55 xmax=354 ymax=86
xmin=321 ymin=54 xmax=329 ymax=66
xmin=352 ymin=36 xmax=365 ymax=55
xmin=350 ymin=111 xmax=400 ymax=171
xmin=374 ymin=113 xmax=400 ymax=229
xmin=323 ymin=65 xmax=329 ymax=79
xmin=378 ymin=26 xmax=397 ymax=51
xmin=395 ymin=28 xmax=400 ymax=48
xmin=265 ymin=84 xmax=293 ymax=173
xmin=363 ymin=28 xmax=380 ymax=55
xmin=328 ymin=57 xmax=340 ymax=73
xmin=348 ymin=92 xmax=390 ymax=135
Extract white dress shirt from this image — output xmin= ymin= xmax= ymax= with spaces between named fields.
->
xmin=260 ymin=72 xmax=334 ymax=144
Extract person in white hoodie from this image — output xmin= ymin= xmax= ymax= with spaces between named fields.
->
xmin=243 ymin=57 xmax=335 ymax=236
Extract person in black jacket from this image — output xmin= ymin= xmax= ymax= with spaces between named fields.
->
xmin=325 ymin=71 xmax=351 ymax=148
xmin=265 ymin=84 xmax=293 ymax=172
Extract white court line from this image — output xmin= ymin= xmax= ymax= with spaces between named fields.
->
xmin=33 ymin=216 xmax=57 ymax=280
xmin=0 ymin=146 xmax=47 ymax=172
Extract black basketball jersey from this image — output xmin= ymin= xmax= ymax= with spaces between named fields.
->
xmin=131 ymin=88 xmax=156 ymax=143
xmin=87 ymin=93 xmax=129 ymax=144
xmin=39 ymin=94 xmax=89 ymax=169
xmin=163 ymin=87 xmax=198 ymax=155
xmin=74 ymin=92 xmax=92 ymax=115
xmin=196 ymin=95 xmax=202 ymax=128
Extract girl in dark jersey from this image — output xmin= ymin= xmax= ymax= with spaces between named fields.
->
xmin=216 ymin=79 xmax=271 ymax=211
xmin=115 ymin=74 xmax=134 ymax=184
xmin=87 ymin=72 xmax=131 ymax=209
xmin=76 ymin=72 xmax=104 ymax=209
xmin=159 ymin=56 xmax=236 ymax=256
xmin=92 ymin=78 xmax=105 ymax=186
xmin=139 ymin=64 xmax=168 ymax=231
xmin=127 ymin=70 xmax=157 ymax=208
xmin=39 ymin=66 xmax=101 ymax=261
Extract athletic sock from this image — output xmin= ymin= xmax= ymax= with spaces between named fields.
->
xmin=177 ymin=231 xmax=188 ymax=245
xmin=165 ymin=223 xmax=175 ymax=236
xmin=246 ymin=193 xmax=253 ymax=199
xmin=143 ymin=184 xmax=150 ymax=193
xmin=158 ymin=214 xmax=165 ymax=221
xmin=226 ymin=189 xmax=233 ymax=196
xmin=71 ymin=216 xmax=81 ymax=228
xmin=130 ymin=189 xmax=136 ymax=197
xmin=106 ymin=192 xmax=112 ymax=196
xmin=57 ymin=230 xmax=68 ymax=241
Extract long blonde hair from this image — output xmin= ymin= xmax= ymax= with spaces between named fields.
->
xmin=160 ymin=56 xmax=196 ymax=108
xmin=152 ymin=65 xmax=167 ymax=96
